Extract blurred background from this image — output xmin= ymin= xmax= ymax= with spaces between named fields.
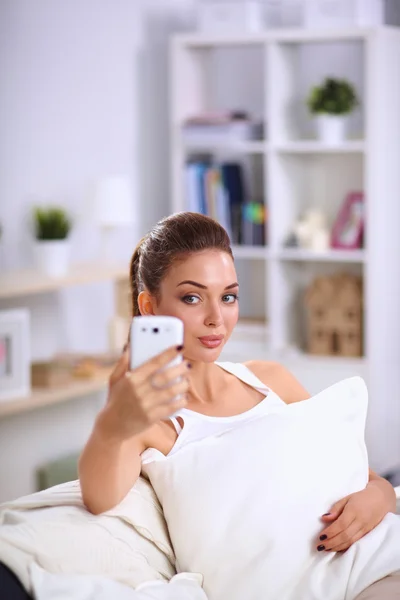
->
xmin=1 ymin=0 xmax=400 ymax=502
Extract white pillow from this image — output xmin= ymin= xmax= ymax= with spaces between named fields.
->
xmin=143 ymin=377 xmax=400 ymax=600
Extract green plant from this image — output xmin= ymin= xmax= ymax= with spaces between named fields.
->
xmin=33 ymin=206 xmax=72 ymax=241
xmin=307 ymin=77 xmax=359 ymax=116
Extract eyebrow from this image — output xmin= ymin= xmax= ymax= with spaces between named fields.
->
xmin=177 ymin=280 xmax=239 ymax=290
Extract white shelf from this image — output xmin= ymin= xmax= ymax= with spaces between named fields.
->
xmin=173 ymin=27 xmax=377 ymax=49
xmin=269 ymin=27 xmax=374 ymax=44
xmin=182 ymin=140 xmax=266 ymax=154
xmin=0 ymin=373 xmax=110 ymax=420
xmin=232 ymin=245 xmax=269 ymax=259
xmin=0 ymin=263 xmax=128 ymax=299
xmin=173 ymin=32 xmax=267 ymax=49
xmin=273 ymin=140 xmax=365 ymax=154
xmin=171 ymin=27 xmax=400 ymax=471
xmin=275 ymin=248 xmax=366 ymax=263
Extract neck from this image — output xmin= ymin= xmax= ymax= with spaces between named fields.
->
xmin=185 ymin=359 xmax=220 ymax=405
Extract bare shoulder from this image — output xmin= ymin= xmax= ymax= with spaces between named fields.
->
xmin=244 ymin=360 xmax=310 ymax=404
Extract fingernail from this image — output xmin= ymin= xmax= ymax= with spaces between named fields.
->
xmin=187 ymin=362 xmax=192 ymax=368
xmin=176 ymin=345 xmax=184 ymax=351
xmin=323 ymin=513 xmax=331 ymax=516
xmin=317 ymin=545 xmax=325 ymax=552
xmin=320 ymin=535 xmax=327 ymax=541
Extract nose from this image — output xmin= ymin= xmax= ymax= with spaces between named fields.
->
xmin=204 ymin=302 xmax=223 ymax=328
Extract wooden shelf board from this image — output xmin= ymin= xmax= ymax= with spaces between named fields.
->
xmin=0 ymin=374 xmax=110 ymax=419
xmin=0 ymin=263 xmax=129 ymax=299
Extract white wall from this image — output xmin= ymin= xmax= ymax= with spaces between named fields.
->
xmin=0 ymin=0 xmax=196 ymax=502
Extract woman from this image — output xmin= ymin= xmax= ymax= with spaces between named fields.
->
xmin=78 ymin=212 xmax=400 ymax=599
xmin=1 ymin=212 xmax=397 ymax=600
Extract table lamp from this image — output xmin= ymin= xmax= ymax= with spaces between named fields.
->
xmin=89 ymin=176 xmax=135 ymax=262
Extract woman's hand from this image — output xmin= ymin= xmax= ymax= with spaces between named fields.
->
xmin=316 ymin=485 xmax=391 ymax=553
xmin=103 ymin=345 xmax=190 ymax=441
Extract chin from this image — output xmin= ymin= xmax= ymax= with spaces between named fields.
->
xmin=186 ymin=340 xmax=226 ymax=363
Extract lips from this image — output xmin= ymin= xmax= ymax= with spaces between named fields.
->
xmin=198 ymin=335 xmax=224 ymax=348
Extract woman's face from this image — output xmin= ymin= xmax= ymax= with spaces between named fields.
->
xmin=142 ymin=250 xmax=239 ymax=363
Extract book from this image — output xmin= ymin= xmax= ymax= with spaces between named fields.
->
xmin=184 ymin=160 xmax=266 ymax=246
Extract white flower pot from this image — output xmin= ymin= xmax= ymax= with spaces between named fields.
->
xmin=34 ymin=239 xmax=71 ymax=278
xmin=315 ymin=115 xmax=348 ymax=145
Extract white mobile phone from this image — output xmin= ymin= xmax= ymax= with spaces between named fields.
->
xmin=130 ymin=315 xmax=184 ymax=370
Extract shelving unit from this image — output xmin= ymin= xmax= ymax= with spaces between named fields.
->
xmin=0 ymin=263 xmax=129 ymax=419
xmin=170 ymin=27 xmax=400 ymax=472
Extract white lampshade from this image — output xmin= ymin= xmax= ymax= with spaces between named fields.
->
xmin=90 ymin=176 xmax=135 ymax=227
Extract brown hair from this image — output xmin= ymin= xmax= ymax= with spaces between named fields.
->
xmin=129 ymin=212 xmax=233 ymax=316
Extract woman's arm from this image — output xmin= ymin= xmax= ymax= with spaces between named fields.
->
xmin=367 ymin=468 xmax=396 ymax=513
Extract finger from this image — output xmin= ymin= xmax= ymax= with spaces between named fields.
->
xmin=329 ymin=527 xmax=365 ymax=553
xmin=150 ymin=360 xmax=191 ymax=389
xmin=131 ymin=345 xmax=184 ymax=383
xmin=321 ymin=497 xmax=348 ymax=521
xmin=150 ymin=395 xmax=188 ymax=423
xmin=109 ymin=350 xmax=130 ymax=387
xmin=150 ymin=377 xmax=190 ymax=408
xmin=318 ymin=511 xmax=355 ymax=541
xmin=319 ymin=521 xmax=363 ymax=552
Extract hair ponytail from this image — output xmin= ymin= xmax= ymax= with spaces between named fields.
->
xmin=129 ymin=236 xmax=146 ymax=317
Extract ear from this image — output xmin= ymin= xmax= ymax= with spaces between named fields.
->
xmin=138 ymin=290 xmax=156 ymax=316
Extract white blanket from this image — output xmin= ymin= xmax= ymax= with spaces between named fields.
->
xmin=0 ymin=478 xmax=204 ymax=599
xmin=30 ymin=566 xmax=207 ymax=600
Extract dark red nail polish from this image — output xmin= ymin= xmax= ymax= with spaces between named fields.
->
xmin=323 ymin=513 xmax=331 ymax=516
xmin=317 ymin=545 xmax=325 ymax=552
xmin=320 ymin=535 xmax=327 ymax=541
xmin=176 ymin=345 xmax=184 ymax=351
xmin=187 ymin=362 xmax=192 ymax=368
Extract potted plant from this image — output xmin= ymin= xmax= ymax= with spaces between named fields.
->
xmin=33 ymin=206 xmax=72 ymax=277
xmin=307 ymin=77 xmax=359 ymax=145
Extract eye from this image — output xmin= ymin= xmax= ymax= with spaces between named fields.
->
xmin=222 ymin=293 xmax=239 ymax=304
xmin=182 ymin=295 xmax=201 ymax=305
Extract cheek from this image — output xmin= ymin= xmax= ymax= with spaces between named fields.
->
xmin=224 ymin=304 xmax=239 ymax=330
xmin=155 ymin=298 xmax=199 ymax=327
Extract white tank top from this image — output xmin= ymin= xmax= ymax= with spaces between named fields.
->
xmin=141 ymin=361 xmax=285 ymax=468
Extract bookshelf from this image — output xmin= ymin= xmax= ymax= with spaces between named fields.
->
xmin=170 ymin=27 xmax=400 ymax=473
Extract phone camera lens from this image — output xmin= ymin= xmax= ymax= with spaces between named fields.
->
xmin=153 ymin=328 xmax=159 ymax=334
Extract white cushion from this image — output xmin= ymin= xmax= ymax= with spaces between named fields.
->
xmin=144 ymin=377 xmax=400 ymax=600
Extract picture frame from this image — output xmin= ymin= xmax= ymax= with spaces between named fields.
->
xmin=0 ymin=309 xmax=31 ymax=401
xmin=331 ymin=192 xmax=365 ymax=250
